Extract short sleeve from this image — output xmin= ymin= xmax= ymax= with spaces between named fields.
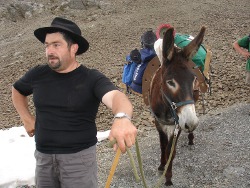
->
xmin=13 ymin=67 xmax=36 ymax=96
xmin=237 ymin=35 xmax=249 ymax=49
xmin=89 ymin=69 xmax=118 ymax=100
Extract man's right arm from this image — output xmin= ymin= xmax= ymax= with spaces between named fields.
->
xmin=12 ymin=86 xmax=35 ymax=137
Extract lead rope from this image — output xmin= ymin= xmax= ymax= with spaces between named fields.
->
xmin=105 ymin=140 xmax=140 ymax=188
xmin=106 ymin=124 xmax=180 ymax=188
xmin=104 ymin=147 xmax=121 ymax=188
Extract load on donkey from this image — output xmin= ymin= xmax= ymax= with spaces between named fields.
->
xmin=143 ymin=24 xmax=212 ymax=107
xmin=142 ymin=25 xmax=212 ymax=186
xmin=121 ymin=29 xmax=157 ymax=95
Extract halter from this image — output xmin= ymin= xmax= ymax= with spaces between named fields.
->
xmin=160 ymin=89 xmax=194 ymax=125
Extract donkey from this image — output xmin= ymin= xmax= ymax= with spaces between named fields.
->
xmin=149 ymin=26 xmax=206 ymax=186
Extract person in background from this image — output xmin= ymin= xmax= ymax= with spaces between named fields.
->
xmin=233 ymin=34 xmax=250 ymax=85
xmin=11 ymin=17 xmax=137 ymax=188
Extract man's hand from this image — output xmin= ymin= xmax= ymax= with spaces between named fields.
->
xmin=109 ymin=118 xmax=137 ymax=153
xmin=23 ymin=116 xmax=35 ymax=137
xmin=241 ymin=51 xmax=250 ymax=60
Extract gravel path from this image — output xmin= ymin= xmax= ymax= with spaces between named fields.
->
xmin=97 ymin=102 xmax=250 ymax=188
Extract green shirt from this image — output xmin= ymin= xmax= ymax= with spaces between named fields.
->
xmin=237 ymin=35 xmax=250 ymax=71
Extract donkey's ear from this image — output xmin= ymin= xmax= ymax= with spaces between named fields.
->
xmin=162 ymin=27 xmax=175 ymax=62
xmin=183 ymin=26 xmax=206 ymax=60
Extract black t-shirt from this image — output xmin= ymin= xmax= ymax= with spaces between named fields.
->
xmin=13 ymin=64 xmax=117 ymax=154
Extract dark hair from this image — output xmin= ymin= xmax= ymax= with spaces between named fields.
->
xmin=59 ymin=31 xmax=77 ymax=48
xmin=47 ymin=30 xmax=77 ymax=49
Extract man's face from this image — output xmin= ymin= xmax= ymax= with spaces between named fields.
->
xmin=44 ymin=32 xmax=75 ymax=72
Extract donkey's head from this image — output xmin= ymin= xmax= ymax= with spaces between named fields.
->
xmin=160 ymin=26 xmax=206 ymax=132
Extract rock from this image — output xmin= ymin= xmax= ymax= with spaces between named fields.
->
xmin=6 ymin=1 xmax=44 ymax=21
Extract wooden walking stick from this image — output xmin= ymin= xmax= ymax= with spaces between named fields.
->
xmin=104 ymin=148 xmax=122 ymax=188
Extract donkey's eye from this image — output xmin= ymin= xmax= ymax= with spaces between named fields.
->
xmin=166 ymin=80 xmax=175 ymax=87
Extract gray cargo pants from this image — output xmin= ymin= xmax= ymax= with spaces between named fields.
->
xmin=34 ymin=145 xmax=97 ymax=188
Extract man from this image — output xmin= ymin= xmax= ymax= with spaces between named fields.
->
xmin=12 ymin=17 xmax=137 ymax=188
xmin=233 ymin=34 xmax=250 ymax=85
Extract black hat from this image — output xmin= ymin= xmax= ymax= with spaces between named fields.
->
xmin=141 ymin=29 xmax=157 ymax=47
xmin=34 ymin=17 xmax=89 ymax=55
xmin=130 ymin=48 xmax=141 ymax=64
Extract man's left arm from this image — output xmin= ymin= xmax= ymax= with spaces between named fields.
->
xmin=102 ymin=90 xmax=137 ymax=153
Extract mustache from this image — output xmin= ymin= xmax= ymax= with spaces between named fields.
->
xmin=47 ymin=55 xmax=58 ymax=59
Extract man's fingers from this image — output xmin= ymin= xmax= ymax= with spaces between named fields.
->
xmin=109 ymin=126 xmax=137 ymax=153
xmin=124 ymin=135 xmax=134 ymax=148
xmin=113 ymin=144 xmax=118 ymax=151
xmin=117 ymin=139 xmax=126 ymax=153
xmin=26 ymin=129 xmax=35 ymax=137
xmin=28 ymin=132 xmax=34 ymax=137
xmin=120 ymin=134 xmax=136 ymax=152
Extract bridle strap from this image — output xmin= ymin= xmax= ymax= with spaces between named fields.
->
xmin=172 ymin=100 xmax=195 ymax=109
xmin=161 ymin=89 xmax=194 ymax=125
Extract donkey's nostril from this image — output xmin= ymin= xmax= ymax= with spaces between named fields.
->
xmin=185 ymin=123 xmax=189 ymax=129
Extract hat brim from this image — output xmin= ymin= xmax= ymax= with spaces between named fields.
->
xmin=34 ymin=27 xmax=89 ymax=55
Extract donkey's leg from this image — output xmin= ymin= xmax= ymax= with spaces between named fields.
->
xmin=157 ymin=129 xmax=168 ymax=172
xmin=188 ymin=132 xmax=194 ymax=145
xmin=163 ymin=135 xmax=179 ymax=186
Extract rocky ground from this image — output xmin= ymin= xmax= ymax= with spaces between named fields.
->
xmin=0 ymin=0 xmax=249 ymax=187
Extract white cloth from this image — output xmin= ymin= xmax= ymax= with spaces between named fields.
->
xmin=154 ymin=38 xmax=163 ymax=64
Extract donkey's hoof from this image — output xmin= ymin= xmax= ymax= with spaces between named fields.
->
xmin=165 ymin=181 xmax=173 ymax=186
xmin=188 ymin=144 xmax=195 ymax=150
xmin=158 ymin=165 xmax=165 ymax=172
